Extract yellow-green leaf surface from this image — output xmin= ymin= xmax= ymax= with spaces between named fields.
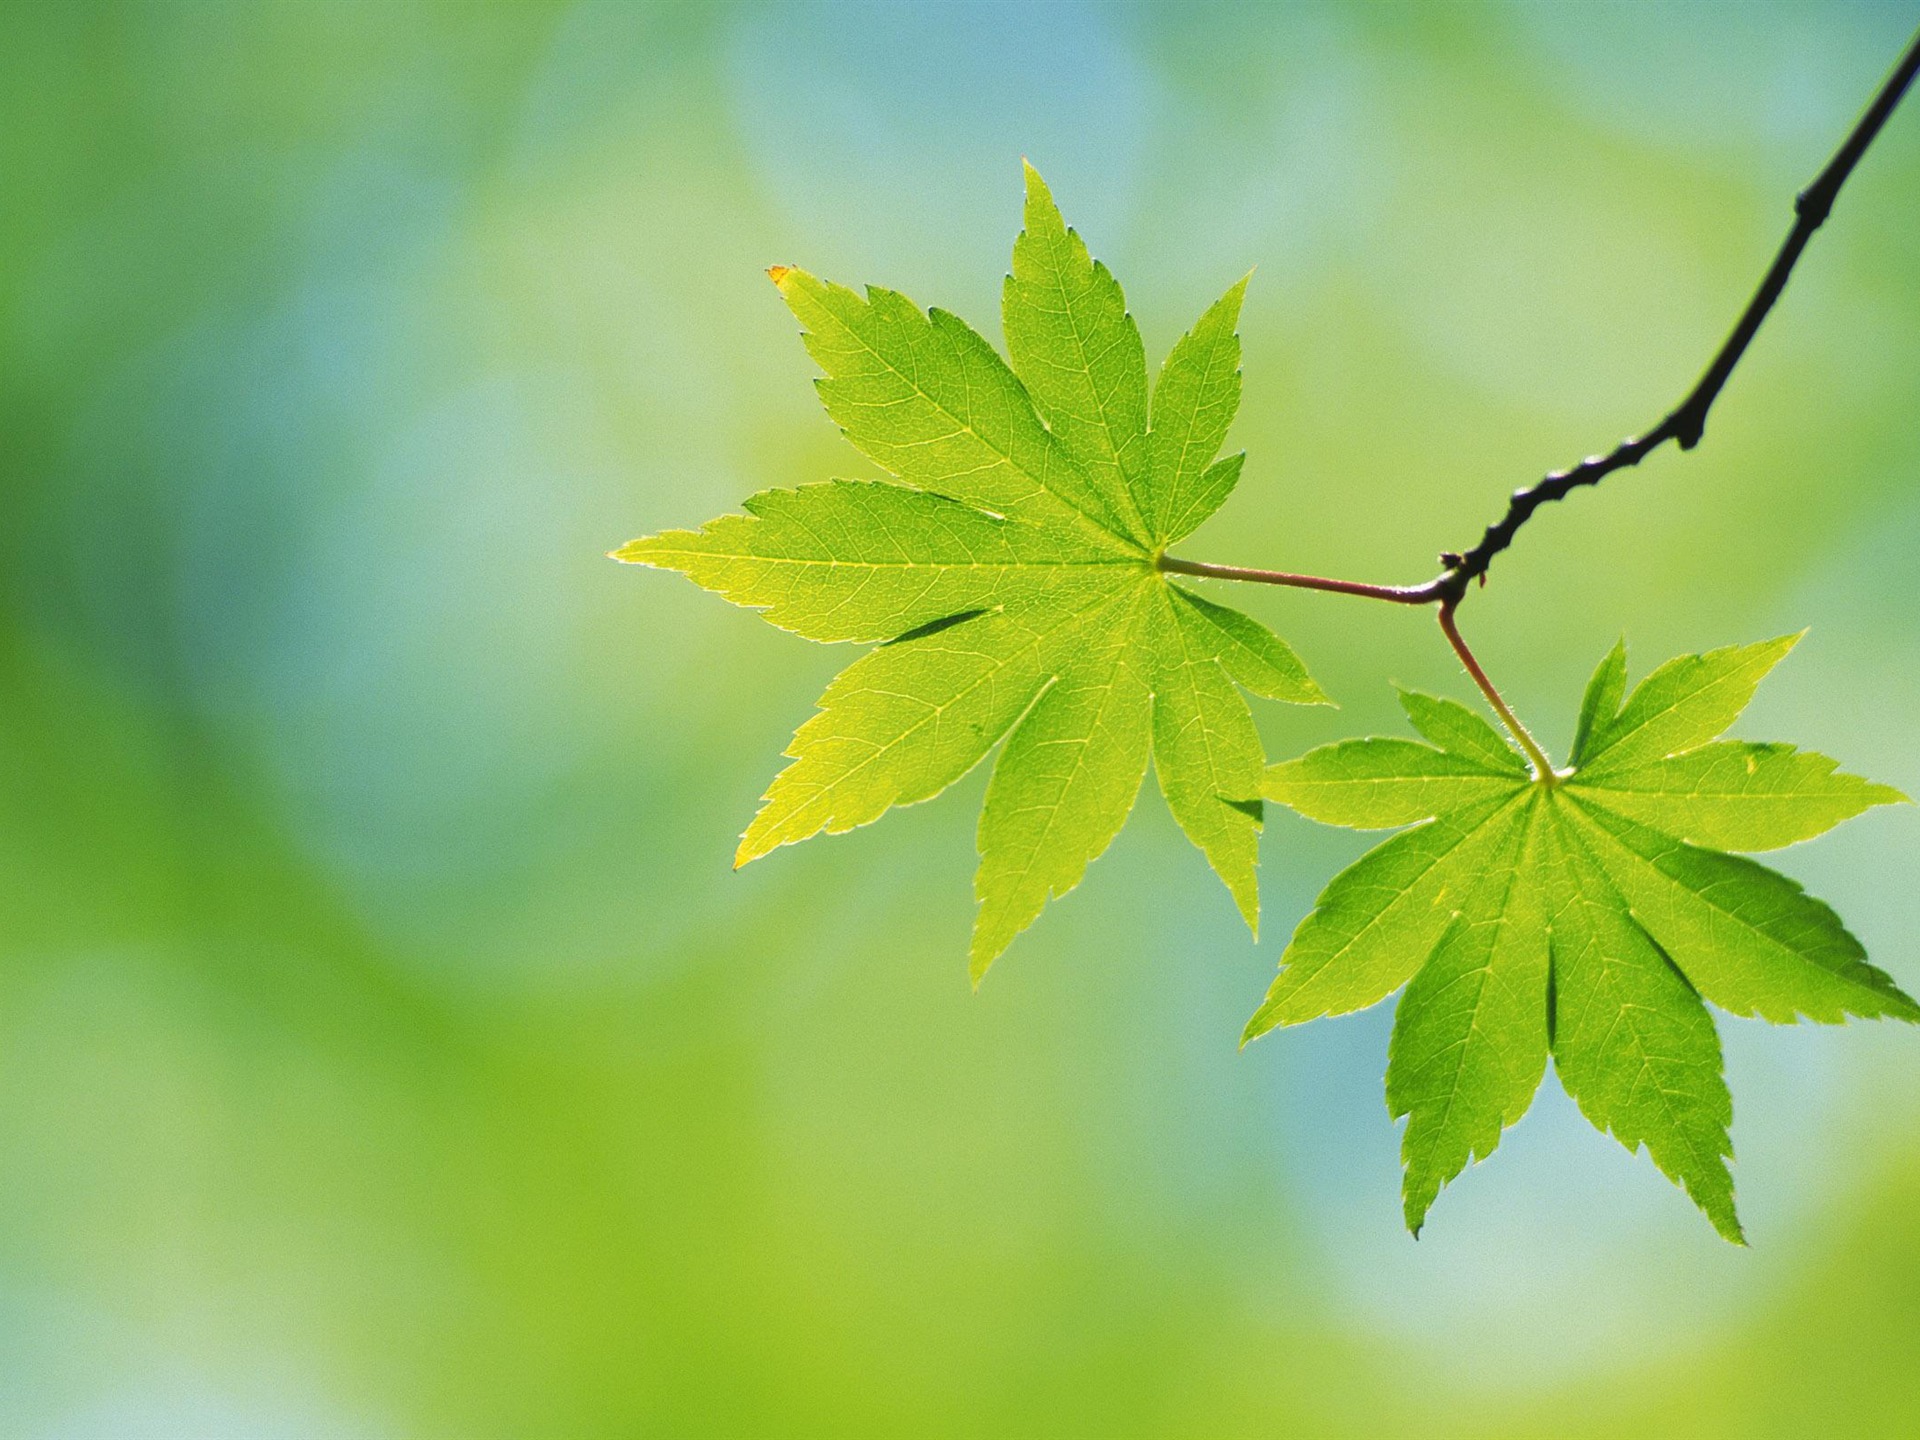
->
xmin=1252 ymin=637 xmax=1915 ymax=1239
xmin=618 ymin=166 xmax=1326 ymax=977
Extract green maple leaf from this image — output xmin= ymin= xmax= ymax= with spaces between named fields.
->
xmin=1246 ymin=634 xmax=1916 ymax=1241
xmin=616 ymin=164 xmax=1327 ymax=978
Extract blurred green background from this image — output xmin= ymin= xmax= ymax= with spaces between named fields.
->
xmin=4 ymin=1 xmax=1919 ymax=1434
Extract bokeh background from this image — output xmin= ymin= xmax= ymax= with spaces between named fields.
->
xmin=4 ymin=1 xmax=1919 ymax=1434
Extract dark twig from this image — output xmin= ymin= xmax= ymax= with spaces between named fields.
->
xmin=1157 ymin=26 xmax=1919 ymax=752
xmin=1162 ymin=24 xmax=1919 ymax=611
xmin=1425 ymin=22 xmax=1920 ymax=604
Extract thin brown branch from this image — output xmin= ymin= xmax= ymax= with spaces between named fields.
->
xmin=1155 ymin=28 xmax=1918 ymax=773
xmin=1426 ymin=22 xmax=1920 ymax=604
xmin=1161 ymin=23 xmax=1919 ymax=612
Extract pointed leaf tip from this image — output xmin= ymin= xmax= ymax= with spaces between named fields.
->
xmin=610 ymin=532 xmax=673 ymax=564
xmin=767 ymin=264 xmax=794 ymax=289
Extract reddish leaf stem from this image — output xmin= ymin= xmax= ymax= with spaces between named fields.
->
xmin=1437 ymin=602 xmax=1556 ymax=782
xmin=1155 ymin=554 xmax=1430 ymax=604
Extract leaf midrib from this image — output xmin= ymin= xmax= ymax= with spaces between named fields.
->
xmin=1033 ymin=222 xmax=1152 ymax=543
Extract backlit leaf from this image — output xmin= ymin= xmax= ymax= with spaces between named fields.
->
xmin=620 ymin=166 xmax=1326 ymax=976
xmin=1252 ymin=638 xmax=1913 ymax=1238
